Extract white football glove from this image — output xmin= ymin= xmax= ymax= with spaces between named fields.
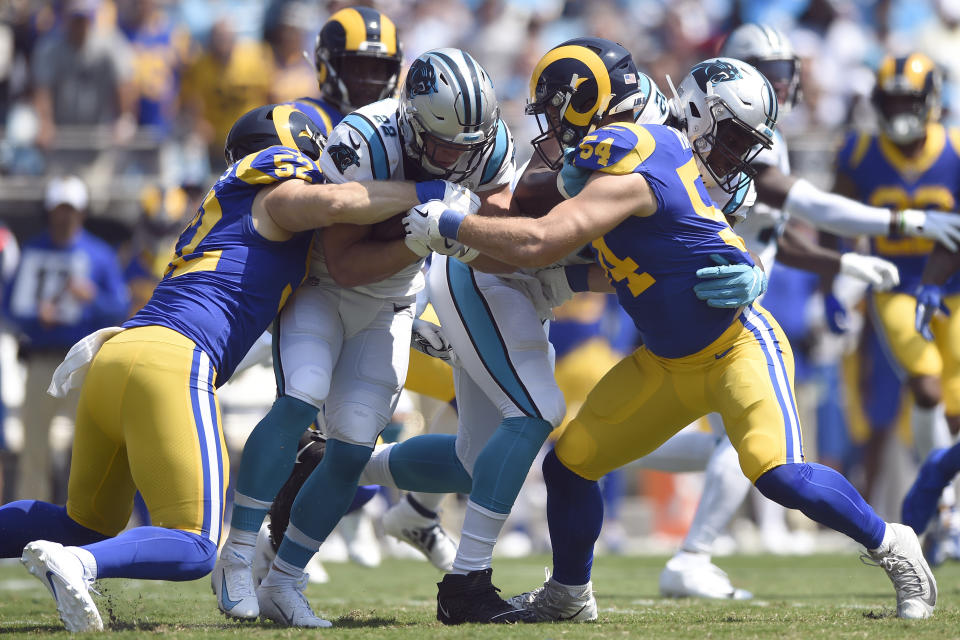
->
xmin=529 ymin=265 xmax=576 ymax=308
xmin=427 ymin=237 xmax=480 ymax=262
xmin=839 ymin=253 xmax=900 ymax=291
xmin=900 ymin=209 xmax=960 ymax=251
xmin=403 ymin=200 xmax=446 ymax=244
xmin=438 ymin=181 xmax=481 ymax=215
xmin=411 ymin=318 xmax=458 ymax=366
xmin=403 ymin=209 xmax=432 ymax=257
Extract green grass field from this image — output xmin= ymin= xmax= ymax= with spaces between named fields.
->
xmin=1 ymin=554 xmax=957 ymax=638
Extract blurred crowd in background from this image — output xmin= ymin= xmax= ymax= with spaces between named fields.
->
xmin=2 ymin=0 xmax=960 ymax=560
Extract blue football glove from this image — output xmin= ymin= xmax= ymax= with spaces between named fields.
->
xmin=823 ymin=292 xmax=848 ymax=335
xmin=693 ymin=254 xmax=767 ymax=309
xmin=557 ymin=147 xmax=591 ymax=198
xmin=915 ymin=284 xmax=949 ymax=342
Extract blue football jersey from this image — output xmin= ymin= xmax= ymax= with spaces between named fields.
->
xmin=124 ymin=146 xmax=319 ymax=385
xmin=288 ymin=96 xmax=343 ymax=138
xmin=836 ymin=123 xmax=960 ymax=293
xmin=571 ymin=122 xmax=753 ymax=358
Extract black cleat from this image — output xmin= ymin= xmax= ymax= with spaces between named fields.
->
xmin=436 ymin=568 xmax=538 ymax=624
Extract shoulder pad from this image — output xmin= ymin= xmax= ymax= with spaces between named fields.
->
xmin=234 ymin=146 xmax=322 ymax=186
xmin=836 ymin=131 xmax=871 ymax=171
xmin=572 ymin=122 xmax=658 ymax=175
xmin=321 ymin=109 xmax=399 ymax=182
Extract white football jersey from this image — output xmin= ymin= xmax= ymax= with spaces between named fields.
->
xmin=313 ymin=98 xmax=516 ymax=298
xmin=734 ymin=130 xmax=791 ymax=271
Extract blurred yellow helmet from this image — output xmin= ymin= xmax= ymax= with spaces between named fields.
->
xmin=872 ymin=52 xmax=942 ymax=144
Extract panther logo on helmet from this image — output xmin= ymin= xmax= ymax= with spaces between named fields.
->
xmin=691 ymin=60 xmax=743 ymax=93
xmin=407 ymin=59 xmax=438 ymax=97
xmin=327 ymin=141 xmax=361 ymax=173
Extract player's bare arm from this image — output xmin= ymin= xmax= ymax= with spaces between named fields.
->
xmin=256 ymin=179 xmax=421 ymax=238
xmin=322 ymin=223 xmax=420 ymax=288
xmin=455 ymin=171 xmax=656 ymax=268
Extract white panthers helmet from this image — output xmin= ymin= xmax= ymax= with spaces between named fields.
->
xmin=673 ymin=57 xmax=777 ymax=195
xmin=399 ymin=48 xmax=500 ymax=181
xmin=720 ymin=23 xmax=801 ymax=112
xmin=633 ymin=71 xmax=671 ymax=126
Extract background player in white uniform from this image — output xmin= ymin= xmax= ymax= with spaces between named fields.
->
xmin=215 ymin=49 xmax=512 ymax=628
xmin=619 ymin=24 xmax=960 ymax=600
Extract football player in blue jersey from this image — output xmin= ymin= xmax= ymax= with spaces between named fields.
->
xmin=405 ymin=44 xmax=937 ymax=620
xmin=289 ymin=6 xmax=402 ymax=138
xmin=213 ymin=49 xmax=512 ymax=627
xmin=621 ymin=26 xmax=960 ymax=600
xmin=835 ymin=53 xmax=960 ymax=564
xmin=355 ymin=39 xmax=769 ymax=626
xmin=0 ymin=103 xmax=476 ymax=632
xmin=908 ymin=239 xmax=960 ymax=539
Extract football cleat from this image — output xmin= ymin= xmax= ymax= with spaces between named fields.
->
xmin=508 ymin=570 xmax=597 ymax=621
xmin=21 ymin=540 xmax=103 ymax=632
xmin=252 ymin=522 xmax=331 ymax=586
xmin=902 ymin=448 xmax=949 ymax=536
xmin=920 ymin=507 xmax=960 ymax=567
xmin=338 ymin=510 xmax=382 ymax=568
xmin=659 ymin=552 xmax=753 ymax=600
xmin=211 ymin=544 xmax=259 ymax=620
xmin=436 ymin=568 xmax=537 ymax=625
xmin=257 ymin=576 xmax=332 ymax=628
xmin=862 ymin=523 xmax=937 ymax=619
xmin=383 ymin=496 xmax=457 ymax=571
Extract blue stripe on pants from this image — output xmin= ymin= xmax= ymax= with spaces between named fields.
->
xmin=445 ymin=258 xmax=541 ymax=418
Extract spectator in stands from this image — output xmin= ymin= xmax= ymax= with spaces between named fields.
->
xmin=180 ymin=17 xmax=272 ymax=167
xmin=265 ymin=1 xmax=316 ymax=104
xmin=119 ymin=0 xmax=192 ymax=140
xmin=31 ymin=0 xmax=136 ymax=149
xmin=0 ymin=221 xmax=20 ymax=501
xmin=3 ymin=176 xmax=129 ymax=502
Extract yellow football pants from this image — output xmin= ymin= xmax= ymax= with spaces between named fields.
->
xmin=66 ymin=326 xmax=229 ymax=542
xmin=556 ymin=305 xmax=803 ymax=483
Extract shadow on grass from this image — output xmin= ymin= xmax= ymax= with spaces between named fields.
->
xmin=333 ymin=612 xmax=419 ymax=628
xmin=0 ymin=624 xmax=68 ymax=634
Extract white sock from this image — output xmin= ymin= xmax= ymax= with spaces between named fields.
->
xmin=631 ymin=429 xmax=716 ymax=472
xmin=451 ymin=500 xmax=507 ymax=575
xmin=913 ymin=404 xmax=952 ymax=459
xmin=66 ymin=546 xmax=98 ymax=581
xmin=681 ymin=437 xmax=751 ymax=554
xmin=869 ymin=522 xmax=892 ymax=554
xmin=223 ymin=528 xmax=259 ymax=563
xmin=260 ymin=555 xmax=304 ymax=588
xmin=409 ymin=491 xmax=446 ymax=514
xmin=358 ymin=443 xmax=397 ymax=487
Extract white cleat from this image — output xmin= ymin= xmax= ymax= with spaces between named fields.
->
xmin=254 ymin=523 xmax=329 ymax=586
xmin=257 ymin=576 xmax=332 ymax=627
xmin=863 ymin=522 xmax=937 ymax=619
xmin=211 ymin=545 xmax=259 ymax=620
xmin=338 ymin=510 xmax=382 ymax=568
xmin=382 ymin=497 xmax=456 ymax=571
xmin=21 ymin=540 xmax=103 ymax=632
xmin=508 ymin=569 xmax=597 ymax=622
xmin=659 ymin=552 xmax=752 ymax=600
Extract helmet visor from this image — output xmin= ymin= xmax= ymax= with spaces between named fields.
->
xmin=754 ymin=58 xmax=799 ymax=108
